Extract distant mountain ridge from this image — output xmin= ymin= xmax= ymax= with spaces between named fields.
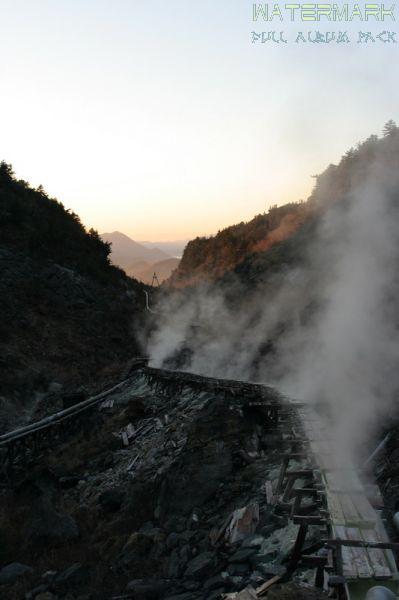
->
xmin=140 ymin=240 xmax=189 ymax=258
xmin=101 ymin=231 xmax=170 ymax=268
xmin=101 ymin=231 xmax=181 ymax=283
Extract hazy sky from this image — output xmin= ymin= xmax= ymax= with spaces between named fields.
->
xmin=0 ymin=1 xmax=398 ymax=241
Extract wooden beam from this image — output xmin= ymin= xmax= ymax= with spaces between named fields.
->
xmin=325 ymin=539 xmax=399 ymax=551
xmin=291 ymin=523 xmax=308 ymax=563
xmin=275 ymin=456 xmax=289 ymax=494
xmin=285 ymin=469 xmax=315 ymax=478
xmin=256 ymin=574 xmax=283 ymax=597
xmin=279 ymin=453 xmax=309 ymax=459
xmin=300 ymin=555 xmax=327 ymax=568
xmin=293 ymin=515 xmax=327 ymax=526
xmin=293 ymin=487 xmax=320 ymax=496
xmin=282 ymin=476 xmax=296 ymax=502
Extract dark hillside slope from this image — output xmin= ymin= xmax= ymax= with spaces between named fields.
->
xmin=170 ymin=202 xmax=310 ymax=287
xmin=0 ymin=162 xmax=146 ymax=431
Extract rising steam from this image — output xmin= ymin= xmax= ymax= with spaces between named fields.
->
xmin=148 ymin=140 xmax=399 ymax=460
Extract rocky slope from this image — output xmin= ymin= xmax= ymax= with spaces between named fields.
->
xmin=0 ymin=369 xmax=328 ymax=600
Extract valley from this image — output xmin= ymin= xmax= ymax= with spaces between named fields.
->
xmin=2 ymin=123 xmax=399 ymax=600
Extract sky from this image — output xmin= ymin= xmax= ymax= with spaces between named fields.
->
xmin=0 ymin=0 xmax=398 ymax=241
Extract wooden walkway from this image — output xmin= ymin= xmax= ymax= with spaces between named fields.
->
xmin=0 ymin=364 xmax=285 ymax=473
xmin=291 ymin=404 xmax=399 ymax=599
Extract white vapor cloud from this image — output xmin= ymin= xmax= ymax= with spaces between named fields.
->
xmin=148 ymin=145 xmax=399 ymax=460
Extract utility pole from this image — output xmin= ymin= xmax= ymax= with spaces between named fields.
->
xmin=151 ymin=272 xmax=160 ymax=287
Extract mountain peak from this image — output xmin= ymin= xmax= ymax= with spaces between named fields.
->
xmin=102 ymin=230 xmax=131 ymax=240
xmin=100 ymin=231 xmax=172 ymax=272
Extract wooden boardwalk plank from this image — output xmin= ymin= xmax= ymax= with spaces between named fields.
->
xmin=325 ymin=490 xmax=346 ymax=525
xmin=340 ymin=493 xmax=362 ymax=526
xmin=346 ymin=527 xmax=373 ymax=579
xmin=334 ymin=525 xmax=358 ymax=579
xmin=362 ymin=528 xmax=392 ymax=579
xmin=296 ymin=403 xmax=398 ymax=590
xmin=350 ymin=493 xmax=377 ymax=526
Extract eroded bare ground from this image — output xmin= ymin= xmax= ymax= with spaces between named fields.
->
xmin=0 ymin=373 xmax=327 ymax=600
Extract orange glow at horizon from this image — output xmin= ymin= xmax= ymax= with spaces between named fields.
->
xmin=0 ymin=1 xmax=396 ymax=245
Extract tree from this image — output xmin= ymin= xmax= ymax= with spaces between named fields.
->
xmin=0 ymin=161 xmax=14 ymax=182
xmin=383 ymin=120 xmax=398 ymax=137
xmin=36 ymin=184 xmax=48 ymax=196
xmin=342 ymin=148 xmax=356 ymax=162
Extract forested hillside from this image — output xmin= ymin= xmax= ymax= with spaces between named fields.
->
xmin=170 ymin=120 xmax=399 ymax=288
xmin=170 ymin=202 xmax=310 ymax=286
xmin=0 ymin=163 xmax=146 ymax=431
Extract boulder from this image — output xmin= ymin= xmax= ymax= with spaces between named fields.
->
xmin=240 ymin=535 xmax=264 ymax=549
xmin=124 ymin=480 xmax=160 ymax=529
xmin=182 ymin=580 xmax=200 ymax=591
xmin=184 ymin=551 xmax=216 ymax=580
xmin=52 ymin=564 xmax=91 ymax=594
xmin=163 ymin=516 xmax=187 ymax=533
xmin=126 ymin=578 xmax=170 ymax=598
xmin=208 ymin=589 xmax=226 ymax=600
xmin=166 ymin=532 xmax=181 ymax=550
xmin=25 ymin=584 xmax=48 ymax=599
xmin=257 ymin=563 xmax=287 ymax=579
xmin=225 ymin=504 xmax=259 ymax=544
xmin=229 ymin=576 xmax=245 ymax=591
xmin=228 ymin=548 xmax=257 ymax=563
xmin=41 ymin=570 xmax=58 ymax=582
xmin=234 ymin=586 xmax=258 ymax=599
xmin=140 ymin=521 xmax=155 ymax=532
xmin=58 ymin=476 xmax=81 ymax=489
xmin=122 ymin=532 xmax=154 ymax=555
xmin=228 ymin=563 xmax=249 ymax=576
xmin=118 ymin=531 xmax=163 ymax=575
xmin=178 ymin=544 xmax=192 ymax=566
xmin=251 ymin=550 xmax=279 ymax=566
xmin=36 ymin=594 xmax=57 ymax=600
xmin=257 ymin=563 xmax=287 ymax=578
xmin=259 ymin=524 xmax=276 ymax=538
xmin=204 ymin=573 xmax=230 ymax=591
xmin=0 ymin=562 xmax=34 ymax=585
xmin=167 ymin=549 xmax=181 ymax=578
xmin=26 ymin=507 xmax=79 ymax=546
